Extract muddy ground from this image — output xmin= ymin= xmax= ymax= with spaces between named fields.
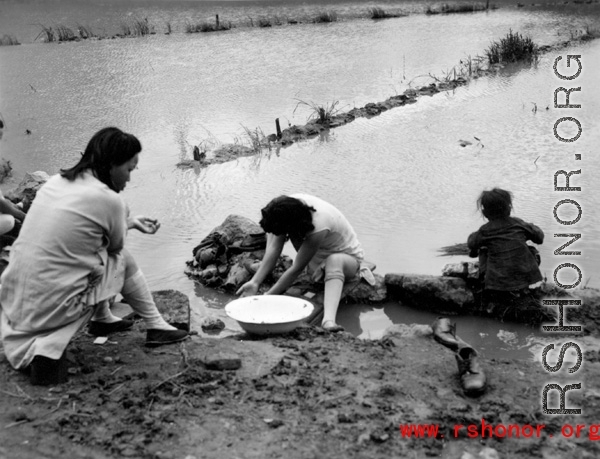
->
xmin=1 ymin=291 xmax=600 ymax=459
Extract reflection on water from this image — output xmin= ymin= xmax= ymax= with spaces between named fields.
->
xmin=336 ymin=300 xmax=553 ymax=360
xmin=1 ymin=0 xmax=599 ymax=357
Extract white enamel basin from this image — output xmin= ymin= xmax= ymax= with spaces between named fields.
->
xmin=225 ymin=295 xmax=314 ymax=335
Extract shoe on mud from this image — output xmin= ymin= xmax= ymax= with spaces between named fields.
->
xmin=88 ymin=319 xmax=134 ymax=336
xmin=455 ymin=346 xmax=487 ymax=396
xmin=431 ymin=317 xmax=461 ymax=351
xmin=145 ymin=328 xmax=189 ymax=347
xmin=30 ymin=354 xmax=69 ymax=386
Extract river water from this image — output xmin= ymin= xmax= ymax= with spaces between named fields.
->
xmin=1 ymin=0 xmax=599 ymax=359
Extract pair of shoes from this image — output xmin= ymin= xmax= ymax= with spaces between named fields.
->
xmin=431 ymin=317 xmax=461 ymax=351
xmin=145 ymin=328 xmax=189 ymax=347
xmin=30 ymin=354 xmax=68 ymax=386
xmin=88 ymin=319 xmax=134 ymax=336
xmin=321 ymin=320 xmax=344 ymax=333
xmin=455 ymin=346 xmax=487 ymax=396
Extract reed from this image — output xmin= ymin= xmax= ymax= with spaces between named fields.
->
xmin=185 ymin=18 xmax=231 ymax=33
xmin=76 ymin=24 xmax=96 ymax=39
xmin=121 ymin=17 xmax=153 ymax=37
xmin=427 ymin=3 xmax=487 ymax=14
xmin=35 ymin=25 xmax=56 ymax=42
xmin=314 ymin=11 xmax=338 ymax=23
xmin=241 ymin=126 xmax=271 ymax=154
xmin=438 ymin=243 xmax=469 ymax=256
xmin=294 ymin=99 xmax=342 ymax=124
xmin=56 ymin=24 xmax=76 ymax=41
xmin=485 ymin=29 xmax=538 ymax=64
xmin=257 ymin=17 xmax=272 ymax=28
xmin=133 ymin=18 xmax=153 ymax=35
xmin=369 ymin=7 xmax=387 ymax=19
xmin=0 ymin=34 xmax=20 ymax=46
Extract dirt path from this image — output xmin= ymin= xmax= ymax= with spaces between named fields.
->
xmin=2 ymin=291 xmax=599 ymax=458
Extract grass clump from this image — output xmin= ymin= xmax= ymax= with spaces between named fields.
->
xmin=35 ymin=25 xmax=56 ymax=42
xmin=120 ymin=17 xmax=154 ymax=37
xmin=56 ymin=24 xmax=76 ymax=41
xmin=257 ymin=17 xmax=272 ymax=28
xmin=370 ymin=7 xmax=388 ymax=18
xmin=426 ymin=3 xmax=487 ymax=14
xmin=314 ymin=11 xmax=337 ymax=23
xmin=185 ymin=17 xmax=231 ymax=33
xmin=240 ymin=126 xmax=272 ymax=154
xmin=369 ymin=7 xmax=405 ymax=19
xmin=76 ymin=24 xmax=96 ymax=39
xmin=294 ymin=99 xmax=342 ymax=124
xmin=0 ymin=34 xmax=20 ymax=46
xmin=485 ymin=29 xmax=538 ymax=64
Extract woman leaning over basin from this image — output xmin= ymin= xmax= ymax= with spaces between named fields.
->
xmin=0 ymin=127 xmax=188 ymax=385
xmin=236 ymin=194 xmax=375 ymax=331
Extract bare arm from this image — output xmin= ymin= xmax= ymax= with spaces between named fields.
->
xmin=128 ymin=215 xmax=160 ymax=234
xmin=0 ymin=194 xmax=26 ymax=222
xmin=266 ymin=230 xmax=326 ymax=295
xmin=236 ymin=233 xmax=286 ymax=296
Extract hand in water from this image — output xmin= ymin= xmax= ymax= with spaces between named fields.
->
xmin=130 ymin=216 xmax=160 ymax=234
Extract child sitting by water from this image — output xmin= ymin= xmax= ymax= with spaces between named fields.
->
xmin=467 ymin=188 xmax=544 ymax=311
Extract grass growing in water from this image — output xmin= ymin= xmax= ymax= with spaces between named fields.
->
xmin=485 ymin=29 xmax=538 ymax=64
xmin=370 ymin=7 xmax=387 ymax=18
xmin=240 ymin=126 xmax=272 ymax=154
xmin=314 ymin=11 xmax=337 ymax=23
xmin=185 ymin=18 xmax=231 ymax=33
xmin=294 ymin=99 xmax=342 ymax=124
xmin=369 ymin=7 xmax=406 ymax=19
xmin=36 ymin=23 xmax=86 ymax=42
xmin=257 ymin=17 xmax=273 ymax=28
xmin=426 ymin=3 xmax=488 ymax=14
xmin=121 ymin=18 xmax=154 ymax=37
xmin=56 ymin=25 xmax=76 ymax=41
xmin=76 ymin=24 xmax=96 ymax=39
xmin=0 ymin=34 xmax=20 ymax=46
xmin=35 ymin=25 xmax=56 ymax=42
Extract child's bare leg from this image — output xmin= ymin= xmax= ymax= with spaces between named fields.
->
xmin=322 ymin=254 xmax=359 ymax=330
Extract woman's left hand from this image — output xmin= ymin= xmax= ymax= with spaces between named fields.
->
xmin=129 ymin=215 xmax=161 ymax=234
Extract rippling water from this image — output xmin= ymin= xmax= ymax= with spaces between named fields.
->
xmin=1 ymin=0 xmax=599 ymax=358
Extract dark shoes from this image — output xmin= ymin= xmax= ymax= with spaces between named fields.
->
xmin=455 ymin=346 xmax=487 ymax=396
xmin=431 ymin=317 xmax=461 ymax=351
xmin=89 ymin=320 xmax=189 ymax=345
xmin=145 ymin=328 xmax=189 ymax=347
xmin=30 ymin=354 xmax=68 ymax=386
xmin=88 ymin=319 xmax=134 ymax=336
xmin=432 ymin=317 xmax=487 ymax=396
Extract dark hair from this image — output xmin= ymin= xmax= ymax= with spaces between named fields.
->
xmin=60 ymin=127 xmax=141 ymax=192
xmin=477 ymin=188 xmax=513 ymax=220
xmin=259 ymin=196 xmax=315 ymax=238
